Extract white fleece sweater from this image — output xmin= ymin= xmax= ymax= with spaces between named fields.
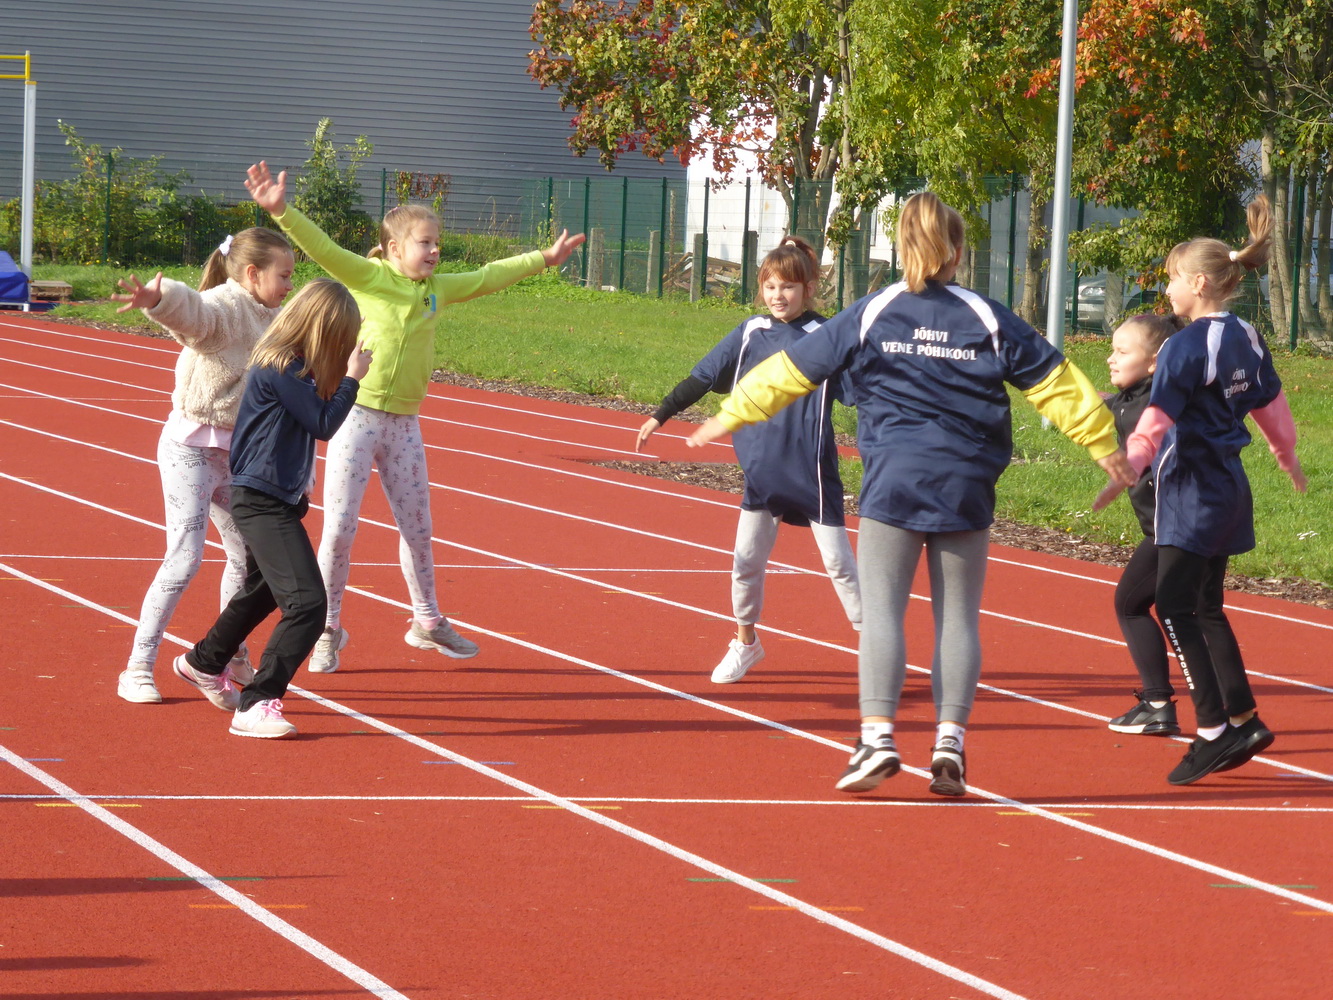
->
xmin=144 ymin=278 xmax=280 ymax=429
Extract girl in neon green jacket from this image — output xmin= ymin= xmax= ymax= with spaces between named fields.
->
xmin=245 ymin=161 xmax=584 ymax=672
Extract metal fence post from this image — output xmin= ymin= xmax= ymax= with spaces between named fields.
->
xmin=657 ymin=176 xmax=667 ymax=298
xmin=618 ymin=174 xmax=628 ymax=291
xmin=381 ymin=167 xmax=387 ymax=219
xmin=103 ymin=151 xmax=114 ymax=264
xmin=741 ymin=177 xmax=752 ymax=301
xmin=547 ymin=176 xmax=555 ymax=242
xmin=1290 ymin=178 xmax=1305 ymax=350
xmin=580 ymin=176 xmax=591 ymax=286
xmin=1006 ymin=174 xmax=1018 ymax=309
xmin=1070 ymin=195 xmax=1085 ymax=330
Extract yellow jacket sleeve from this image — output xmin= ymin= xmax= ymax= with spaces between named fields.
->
xmin=715 ymin=351 xmax=818 ymax=431
xmin=1021 ymin=359 xmax=1119 ymax=460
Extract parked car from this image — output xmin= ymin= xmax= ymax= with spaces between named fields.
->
xmin=1065 ymin=275 xmax=1159 ymax=330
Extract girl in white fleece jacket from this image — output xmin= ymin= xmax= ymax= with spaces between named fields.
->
xmin=112 ymin=228 xmax=295 ymax=704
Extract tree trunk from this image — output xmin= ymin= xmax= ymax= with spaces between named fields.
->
xmin=1317 ymin=164 xmax=1333 ymax=335
xmin=1103 ymin=272 xmax=1124 ymax=335
xmin=1263 ymin=135 xmax=1290 ymax=336
xmin=1019 ymin=192 xmax=1049 ymax=327
xmin=1300 ymin=171 xmax=1319 ymax=330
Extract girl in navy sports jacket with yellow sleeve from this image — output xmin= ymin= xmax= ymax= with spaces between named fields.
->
xmin=636 ymin=237 xmax=861 ymax=685
xmin=689 ymin=193 xmax=1135 ymax=797
xmin=1096 ymin=196 xmax=1306 ymax=786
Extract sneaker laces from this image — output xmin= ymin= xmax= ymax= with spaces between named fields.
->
xmin=261 ymin=699 xmax=284 ymax=719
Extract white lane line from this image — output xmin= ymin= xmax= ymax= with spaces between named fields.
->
xmin=4 ymin=358 xmax=1330 ymax=635
xmin=4 ymin=793 xmax=1332 ymax=813
xmin=0 ymin=565 xmax=1030 ymax=1000
xmin=7 ymin=558 xmax=1332 ymax=934
xmin=0 ymin=745 xmax=410 ymax=999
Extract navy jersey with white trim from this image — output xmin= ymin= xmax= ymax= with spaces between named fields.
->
xmin=691 ymin=312 xmax=851 ymax=527
xmin=782 ymin=281 xmax=1066 ymax=532
xmin=1148 ymin=313 xmax=1281 ymax=557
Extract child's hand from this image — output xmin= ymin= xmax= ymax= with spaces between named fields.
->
xmin=1289 ymin=463 xmax=1308 ymax=493
xmin=347 ymin=342 xmax=373 ymax=381
xmin=686 ymin=416 xmax=729 ymax=448
xmin=542 ymin=229 xmax=587 ymax=268
xmin=111 ymin=272 xmax=164 ymax=313
xmin=1097 ymin=448 xmax=1137 ymax=489
xmin=635 ymin=417 xmax=661 ymax=453
xmin=245 ymin=161 xmax=287 ymax=216
xmin=1092 ymin=481 xmax=1125 ymax=512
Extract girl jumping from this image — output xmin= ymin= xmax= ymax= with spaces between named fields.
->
xmin=244 ymin=161 xmax=584 ymax=673
xmin=1096 ymin=195 xmax=1306 ymax=785
xmin=636 ymin=236 xmax=860 ymax=683
xmin=112 ymin=228 xmax=295 ymax=704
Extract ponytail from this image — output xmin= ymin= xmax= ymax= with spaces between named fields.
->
xmin=198 ymin=228 xmax=292 ymax=292
xmin=898 ymin=192 xmax=965 ymax=293
xmin=1165 ymin=194 xmax=1271 ymax=302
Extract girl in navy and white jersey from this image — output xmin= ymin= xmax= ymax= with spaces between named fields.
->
xmin=689 ymin=193 xmax=1135 ymax=796
xmin=636 ymin=236 xmax=860 ymax=684
xmin=1095 ymin=195 xmax=1306 ymax=785
xmin=173 ymin=279 xmax=372 ymax=739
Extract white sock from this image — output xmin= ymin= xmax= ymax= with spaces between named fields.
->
xmin=937 ymin=722 xmax=965 ymax=747
xmin=1197 ymin=724 xmax=1227 ymax=741
xmin=861 ymin=722 xmax=894 ymax=747
xmin=1148 ymin=700 xmax=1169 ymax=709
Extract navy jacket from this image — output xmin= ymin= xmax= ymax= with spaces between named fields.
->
xmin=230 ymin=360 xmax=360 ymax=504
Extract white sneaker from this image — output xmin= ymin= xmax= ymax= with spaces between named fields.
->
xmin=711 ymin=638 xmax=764 ymax=684
xmin=309 ymin=627 xmax=348 ymax=674
xmin=172 ymin=654 xmax=240 ymax=711
xmin=229 ymin=699 xmax=297 ymax=739
xmin=405 ymin=619 xmax=479 ymax=659
xmin=117 ymin=665 xmax=161 ymax=704
xmin=226 ymin=647 xmax=255 ymax=687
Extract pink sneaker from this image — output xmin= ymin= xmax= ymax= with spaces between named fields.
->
xmin=172 ymin=654 xmax=239 ymax=711
xmin=229 ymin=699 xmax=297 ymax=739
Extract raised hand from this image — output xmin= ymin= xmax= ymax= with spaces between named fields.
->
xmin=245 ymin=161 xmax=288 ymax=216
xmin=542 ymin=229 xmax=587 ymax=268
xmin=111 ymin=272 xmax=164 ymax=313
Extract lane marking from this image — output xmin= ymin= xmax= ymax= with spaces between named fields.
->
xmin=0 ymin=744 xmax=410 ymax=999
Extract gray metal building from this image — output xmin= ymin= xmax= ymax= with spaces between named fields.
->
xmin=0 ymin=0 xmax=681 ymax=233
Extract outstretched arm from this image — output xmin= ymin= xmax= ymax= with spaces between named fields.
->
xmin=111 ymin=272 xmax=164 ymax=313
xmin=685 ymin=351 xmax=817 ymax=448
xmin=1250 ymin=391 xmax=1307 ymax=492
xmin=244 ymin=161 xmax=287 ymax=217
xmin=543 ymin=229 xmax=587 ymax=268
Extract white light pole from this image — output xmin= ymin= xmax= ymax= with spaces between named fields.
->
xmin=1044 ymin=2 xmax=1078 ymax=352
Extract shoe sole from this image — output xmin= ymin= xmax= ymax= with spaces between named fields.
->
xmin=228 ymin=725 xmax=297 ymax=739
xmin=117 ymin=684 xmax=162 ymax=705
xmin=1213 ymin=730 xmax=1275 ymax=773
xmin=1108 ymin=721 xmax=1181 ymax=736
xmin=835 ymin=755 xmax=900 ymax=793
xmin=172 ymin=656 xmax=238 ymax=711
xmin=929 ymin=758 xmax=966 ymax=797
xmin=404 ymin=632 xmax=479 ymax=659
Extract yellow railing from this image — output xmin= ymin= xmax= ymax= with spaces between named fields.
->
xmin=0 ymin=52 xmax=33 ymax=82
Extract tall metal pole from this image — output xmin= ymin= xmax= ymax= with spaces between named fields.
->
xmin=20 ymin=63 xmax=35 ymax=276
xmin=1044 ymin=1 xmax=1079 ymax=352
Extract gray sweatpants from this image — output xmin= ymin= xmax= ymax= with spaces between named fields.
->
xmin=857 ymin=518 xmax=988 ymax=724
xmin=732 ymin=508 xmax=861 ymax=628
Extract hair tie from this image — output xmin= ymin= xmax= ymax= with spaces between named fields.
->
xmin=218 ymin=235 xmax=234 ymax=257
xmin=1228 ymin=250 xmax=1239 ymax=261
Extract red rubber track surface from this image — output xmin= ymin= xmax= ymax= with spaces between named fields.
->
xmin=1 ymin=315 xmax=1329 ymax=1000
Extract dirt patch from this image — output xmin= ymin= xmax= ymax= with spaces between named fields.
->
xmin=429 ymin=371 xmax=1333 ymax=610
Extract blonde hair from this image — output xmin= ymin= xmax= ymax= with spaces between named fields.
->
xmin=198 ymin=227 xmax=292 ymax=291
xmin=1165 ymin=194 xmax=1272 ymax=302
xmin=1119 ymin=312 xmax=1186 ymax=358
xmin=368 ymin=203 xmax=441 ymax=260
xmin=249 ymin=279 xmax=361 ymax=399
xmin=898 ymin=192 xmax=966 ymax=293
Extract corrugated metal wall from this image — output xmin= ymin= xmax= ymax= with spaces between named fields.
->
xmin=0 ymin=0 xmax=681 ymax=233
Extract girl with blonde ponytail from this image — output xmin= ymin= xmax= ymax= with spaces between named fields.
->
xmin=689 ymin=191 xmax=1131 ymax=797
xmin=110 ymin=226 xmax=295 ymax=705
xmin=1095 ymin=194 xmax=1306 ymax=786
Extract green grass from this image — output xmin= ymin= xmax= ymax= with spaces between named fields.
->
xmin=39 ymin=263 xmax=1333 ymax=588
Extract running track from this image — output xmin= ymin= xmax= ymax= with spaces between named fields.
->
xmin=1 ymin=315 xmax=1329 ymax=1000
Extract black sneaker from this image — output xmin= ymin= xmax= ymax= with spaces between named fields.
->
xmin=835 ymin=740 xmax=900 ymax=793
xmin=1167 ymin=728 xmax=1241 ymax=785
xmin=1214 ymin=715 xmax=1275 ymax=773
xmin=928 ymin=736 xmax=966 ymax=797
xmin=1108 ymin=694 xmax=1181 ymax=736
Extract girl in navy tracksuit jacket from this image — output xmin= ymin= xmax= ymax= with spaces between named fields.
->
xmin=636 ymin=237 xmax=861 ymax=685
xmin=1096 ymin=195 xmax=1306 ymax=785
xmin=688 ymin=193 xmax=1135 ymax=797
xmin=173 ymin=279 xmax=372 ymax=738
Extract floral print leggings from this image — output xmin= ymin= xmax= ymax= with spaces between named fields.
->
xmin=128 ymin=430 xmax=248 ymax=667
xmin=318 ymin=404 xmax=442 ymax=630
